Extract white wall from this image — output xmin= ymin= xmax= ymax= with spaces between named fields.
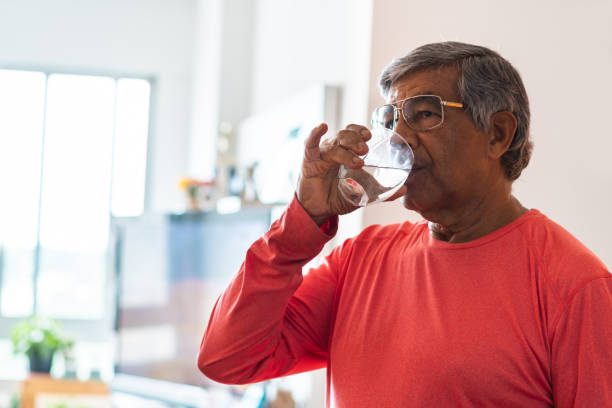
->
xmin=252 ymin=0 xmax=346 ymax=112
xmin=251 ymin=0 xmax=371 ymax=116
xmin=363 ymin=0 xmax=612 ymax=268
xmin=0 ymin=0 xmax=196 ymax=212
xmin=219 ymin=0 xmax=256 ymax=140
xmin=189 ymin=0 xmax=222 ymax=181
xmin=189 ymin=0 xmax=258 ymax=180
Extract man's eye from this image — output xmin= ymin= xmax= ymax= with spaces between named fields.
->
xmin=418 ymin=110 xmax=433 ymax=118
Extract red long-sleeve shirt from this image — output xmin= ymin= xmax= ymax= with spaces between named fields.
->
xmin=198 ymin=197 xmax=612 ymax=407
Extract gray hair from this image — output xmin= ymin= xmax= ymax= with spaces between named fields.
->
xmin=379 ymin=41 xmax=532 ymax=181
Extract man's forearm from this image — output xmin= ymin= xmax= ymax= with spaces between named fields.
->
xmin=197 ymin=196 xmax=337 ymax=383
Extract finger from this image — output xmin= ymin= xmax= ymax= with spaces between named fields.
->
xmin=385 ymin=185 xmax=407 ymax=201
xmin=336 ymin=129 xmax=369 ymax=156
xmin=305 ymin=123 xmax=328 ymax=148
xmin=345 ymin=124 xmax=372 ymax=142
xmin=320 ymin=144 xmax=364 ymax=169
xmin=303 ymin=123 xmax=328 ymax=160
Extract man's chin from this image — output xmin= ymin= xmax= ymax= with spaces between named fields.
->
xmin=401 ymin=194 xmax=418 ymax=211
xmin=400 ymin=191 xmax=430 ymax=213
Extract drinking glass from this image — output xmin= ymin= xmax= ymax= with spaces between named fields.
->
xmin=337 ymin=127 xmax=413 ymax=207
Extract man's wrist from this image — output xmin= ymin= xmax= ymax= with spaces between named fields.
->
xmin=311 ymin=214 xmax=332 ymax=227
xmin=294 ymin=197 xmax=332 ymax=227
xmin=274 ymin=196 xmax=337 ymax=256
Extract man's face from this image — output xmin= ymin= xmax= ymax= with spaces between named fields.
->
xmin=387 ymin=67 xmax=492 ymax=217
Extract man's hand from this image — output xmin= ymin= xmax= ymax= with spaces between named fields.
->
xmin=296 ymin=123 xmax=372 ymax=225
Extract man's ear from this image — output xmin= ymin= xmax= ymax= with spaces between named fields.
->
xmin=488 ymin=111 xmax=517 ymax=159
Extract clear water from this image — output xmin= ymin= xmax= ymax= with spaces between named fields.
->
xmin=338 ymin=165 xmax=410 ymax=207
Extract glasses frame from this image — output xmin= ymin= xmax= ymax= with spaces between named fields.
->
xmin=372 ymin=94 xmax=464 ymax=132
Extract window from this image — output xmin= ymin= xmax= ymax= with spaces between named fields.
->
xmin=0 ymin=69 xmax=151 ymax=321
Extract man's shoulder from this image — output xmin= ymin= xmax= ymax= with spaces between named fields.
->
xmin=519 ymin=209 xmax=610 ymax=300
xmin=327 ymin=219 xmax=426 ymax=269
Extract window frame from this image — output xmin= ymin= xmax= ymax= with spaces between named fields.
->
xmin=0 ymin=64 xmax=156 ymax=342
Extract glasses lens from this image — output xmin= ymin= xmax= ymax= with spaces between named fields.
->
xmin=402 ymin=96 xmax=443 ymax=130
xmin=372 ymin=105 xmax=396 ymax=130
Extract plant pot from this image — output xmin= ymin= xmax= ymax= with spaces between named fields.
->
xmin=28 ymin=349 xmax=54 ymax=374
xmin=188 ymin=195 xmax=200 ymax=212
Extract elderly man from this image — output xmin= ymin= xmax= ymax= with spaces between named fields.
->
xmin=198 ymin=42 xmax=612 ymax=407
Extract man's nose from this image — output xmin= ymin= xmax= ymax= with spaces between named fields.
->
xmin=395 ymin=118 xmax=420 ymax=151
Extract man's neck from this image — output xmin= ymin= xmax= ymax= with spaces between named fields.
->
xmin=426 ymin=182 xmax=528 ymax=244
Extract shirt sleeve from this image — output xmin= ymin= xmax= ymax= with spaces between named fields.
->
xmin=550 ymin=276 xmax=612 ymax=407
xmin=197 ymin=196 xmax=342 ymax=384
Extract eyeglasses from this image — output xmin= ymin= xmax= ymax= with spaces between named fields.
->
xmin=371 ymin=94 xmax=464 ymax=132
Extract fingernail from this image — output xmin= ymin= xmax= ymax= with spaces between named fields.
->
xmin=352 ymin=156 xmax=362 ymax=164
xmin=358 ymin=142 xmax=367 ymax=150
xmin=360 ymin=129 xmax=370 ymax=137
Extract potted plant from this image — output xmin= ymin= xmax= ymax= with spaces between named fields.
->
xmin=10 ymin=316 xmax=74 ymax=374
xmin=178 ymin=177 xmax=216 ymax=211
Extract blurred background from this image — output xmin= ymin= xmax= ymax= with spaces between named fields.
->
xmin=0 ymin=0 xmax=610 ymax=407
